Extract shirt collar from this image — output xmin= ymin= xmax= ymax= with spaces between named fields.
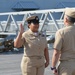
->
xmin=66 ymin=24 xmax=75 ymax=27
xmin=28 ymin=29 xmax=39 ymax=36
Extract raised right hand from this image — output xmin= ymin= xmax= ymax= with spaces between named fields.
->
xmin=20 ymin=24 xmax=24 ymax=34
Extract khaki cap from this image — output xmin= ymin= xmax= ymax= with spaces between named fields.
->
xmin=26 ymin=15 xmax=39 ymax=22
xmin=65 ymin=8 xmax=75 ymax=18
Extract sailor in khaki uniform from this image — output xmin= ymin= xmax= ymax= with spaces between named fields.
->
xmin=51 ymin=8 xmax=75 ymax=75
xmin=14 ymin=15 xmax=49 ymax=75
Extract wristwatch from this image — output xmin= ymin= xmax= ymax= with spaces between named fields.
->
xmin=51 ymin=67 xmax=56 ymax=70
xmin=51 ymin=67 xmax=57 ymax=73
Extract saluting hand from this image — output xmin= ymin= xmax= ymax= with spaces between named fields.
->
xmin=20 ymin=24 xmax=24 ymax=34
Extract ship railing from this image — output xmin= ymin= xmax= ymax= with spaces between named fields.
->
xmin=0 ymin=8 xmax=75 ymax=35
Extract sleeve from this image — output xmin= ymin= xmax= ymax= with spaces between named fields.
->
xmin=53 ymin=31 xmax=63 ymax=51
xmin=21 ymin=32 xmax=26 ymax=45
xmin=22 ymin=32 xmax=25 ymax=39
xmin=45 ymin=36 xmax=48 ymax=48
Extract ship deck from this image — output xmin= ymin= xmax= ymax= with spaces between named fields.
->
xmin=0 ymin=49 xmax=53 ymax=75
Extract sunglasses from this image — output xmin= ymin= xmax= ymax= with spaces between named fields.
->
xmin=32 ymin=21 xmax=39 ymax=24
xmin=28 ymin=20 xmax=39 ymax=24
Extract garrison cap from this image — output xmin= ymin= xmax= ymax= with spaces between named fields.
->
xmin=26 ymin=15 xmax=39 ymax=24
xmin=65 ymin=8 xmax=75 ymax=18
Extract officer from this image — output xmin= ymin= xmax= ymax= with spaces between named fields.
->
xmin=14 ymin=15 xmax=49 ymax=75
xmin=51 ymin=8 xmax=75 ymax=75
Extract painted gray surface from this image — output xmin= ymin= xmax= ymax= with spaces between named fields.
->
xmin=0 ymin=0 xmax=75 ymax=13
xmin=0 ymin=50 xmax=53 ymax=75
xmin=0 ymin=0 xmax=75 ymax=21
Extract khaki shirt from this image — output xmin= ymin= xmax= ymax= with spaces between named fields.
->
xmin=54 ymin=25 xmax=75 ymax=61
xmin=22 ymin=29 xmax=47 ymax=57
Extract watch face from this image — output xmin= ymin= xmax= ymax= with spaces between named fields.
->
xmin=51 ymin=67 xmax=56 ymax=70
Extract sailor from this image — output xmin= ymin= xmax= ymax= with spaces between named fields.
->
xmin=14 ymin=15 xmax=49 ymax=75
xmin=51 ymin=8 xmax=75 ymax=75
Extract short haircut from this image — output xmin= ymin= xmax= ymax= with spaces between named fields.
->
xmin=66 ymin=15 xmax=75 ymax=23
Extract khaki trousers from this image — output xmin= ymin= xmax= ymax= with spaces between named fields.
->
xmin=58 ymin=60 xmax=75 ymax=75
xmin=21 ymin=56 xmax=45 ymax=75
